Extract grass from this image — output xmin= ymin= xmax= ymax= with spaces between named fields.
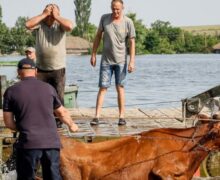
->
xmin=0 ymin=61 xmax=18 ymax=66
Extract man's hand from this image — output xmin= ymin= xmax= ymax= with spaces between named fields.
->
xmin=90 ymin=55 xmax=96 ymax=67
xmin=69 ymin=123 xmax=79 ymax=132
xmin=128 ymin=61 xmax=135 ymax=73
xmin=43 ymin=5 xmax=53 ymax=17
xmin=52 ymin=4 xmax=60 ymax=19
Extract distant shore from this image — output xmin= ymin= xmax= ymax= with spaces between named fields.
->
xmin=0 ymin=61 xmax=17 ymax=66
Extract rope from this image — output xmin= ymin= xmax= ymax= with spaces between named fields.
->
xmin=100 ymin=100 xmax=180 ymax=108
xmin=98 ymin=149 xmax=189 ymax=180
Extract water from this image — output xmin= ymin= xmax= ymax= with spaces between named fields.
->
xmin=0 ymin=54 xmax=220 ymax=109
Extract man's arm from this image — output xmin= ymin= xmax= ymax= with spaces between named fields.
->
xmin=3 ymin=112 xmax=16 ymax=131
xmin=52 ymin=5 xmax=73 ymax=31
xmin=54 ymin=16 xmax=73 ymax=32
xmin=25 ymin=5 xmax=52 ymax=29
xmin=54 ymin=106 xmax=78 ymax=132
xmin=128 ymin=38 xmax=135 ymax=73
xmin=90 ymin=29 xmax=103 ymax=67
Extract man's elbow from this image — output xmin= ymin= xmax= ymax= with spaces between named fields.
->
xmin=25 ymin=21 xmax=32 ymax=30
xmin=4 ymin=123 xmax=10 ymax=129
xmin=55 ymin=110 xmax=64 ymax=118
xmin=54 ymin=106 xmax=67 ymax=118
xmin=130 ymin=37 xmax=135 ymax=42
xmin=6 ymin=125 xmax=13 ymax=130
xmin=65 ymin=23 xmax=73 ymax=32
xmin=4 ymin=122 xmax=16 ymax=131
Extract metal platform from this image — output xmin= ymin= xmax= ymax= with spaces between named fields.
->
xmin=40 ymin=107 xmax=195 ymax=142
xmin=0 ymin=107 xmax=196 ymax=140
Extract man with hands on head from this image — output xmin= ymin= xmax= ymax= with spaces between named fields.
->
xmin=26 ymin=4 xmax=73 ymax=31
xmin=25 ymin=4 xmax=73 ymax=128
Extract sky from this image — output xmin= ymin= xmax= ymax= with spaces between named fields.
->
xmin=1 ymin=0 xmax=220 ymax=28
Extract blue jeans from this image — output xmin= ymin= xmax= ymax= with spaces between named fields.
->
xmin=16 ymin=148 xmax=61 ymax=180
xmin=99 ymin=64 xmax=127 ymax=88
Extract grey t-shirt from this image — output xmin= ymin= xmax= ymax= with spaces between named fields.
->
xmin=99 ymin=13 xmax=136 ymax=65
xmin=35 ymin=22 xmax=66 ymax=71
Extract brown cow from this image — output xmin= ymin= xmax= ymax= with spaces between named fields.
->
xmin=60 ymin=120 xmax=220 ymax=180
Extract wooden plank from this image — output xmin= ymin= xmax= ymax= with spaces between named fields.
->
xmin=139 ymin=108 xmax=168 ymax=118
xmin=156 ymin=108 xmax=181 ymax=119
xmin=168 ymin=107 xmax=182 ymax=116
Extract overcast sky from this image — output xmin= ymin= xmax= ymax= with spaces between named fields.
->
xmin=1 ymin=0 xmax=220 ymax=28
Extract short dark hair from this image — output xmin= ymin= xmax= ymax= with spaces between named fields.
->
xmin=111 ymin=0 xmax=124 ymax=5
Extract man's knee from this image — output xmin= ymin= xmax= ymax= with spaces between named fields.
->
xmin=116 ymin=85 xmax=124 ymax=91
xmin=98 ymin=87 xmax=108 ymax=94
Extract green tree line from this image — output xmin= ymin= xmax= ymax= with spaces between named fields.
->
xmin=0 ymin=3 xmax=219 ymax=55
xmin=0 ymin=15 xmax=34 ymax=54
xmin=127 ymin=13 xmax=220 ymax=54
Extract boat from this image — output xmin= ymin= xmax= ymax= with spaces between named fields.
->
xmin=64 ymin=85 xmax=78 ymax=108
xmin=0 ymin=75 xmax=78 ymax=109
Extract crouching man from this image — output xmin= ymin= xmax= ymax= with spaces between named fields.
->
xmin=3 ymin=58 xmax=78 ymax=180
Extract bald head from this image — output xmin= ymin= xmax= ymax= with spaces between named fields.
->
xmin=111 ymin=0 xmax=124 ymax=19
xmin=45 ymin=3 xmax=60 ymax=10
xmin=111 ymin=0 xmax=123 ymax=5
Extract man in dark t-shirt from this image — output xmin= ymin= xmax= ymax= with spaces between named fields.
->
xmin=3 ymin=58 xmax=78 ymax=180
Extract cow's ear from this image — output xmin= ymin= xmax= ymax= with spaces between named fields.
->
xmin=213 ymin=114 xmax=220 ymax=120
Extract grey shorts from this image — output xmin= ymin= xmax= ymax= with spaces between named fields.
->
xmin=99 ymin=64 xmax=127 ymax=88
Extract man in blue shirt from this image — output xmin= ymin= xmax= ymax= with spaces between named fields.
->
xmin=3 ymin=58 xmax=78 ymax=180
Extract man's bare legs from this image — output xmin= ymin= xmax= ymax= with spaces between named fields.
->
xmin=91 ymin=86 xmax=126 ymax=126
xmin=116 ymin=85 xmax=126 ymax=125
xmin=116 ymin=85 xmax=125 ymax=118
xmin=95 ymin=87 xmax=108 ymax=118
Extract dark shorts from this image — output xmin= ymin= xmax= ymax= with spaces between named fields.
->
xmin=37 ymin=68 xmax=65 ymax=105
xmin=99 ymin=64 xmax=127 ymax=88
xmin=16 ymin=148 xmax=61 ymax=180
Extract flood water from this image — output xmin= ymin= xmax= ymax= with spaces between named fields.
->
xmin=0 ymin=54 xmax=220 ymax=109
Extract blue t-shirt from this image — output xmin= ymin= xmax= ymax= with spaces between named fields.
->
xmin=3 ymin=77 xmax=62 ymax=149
